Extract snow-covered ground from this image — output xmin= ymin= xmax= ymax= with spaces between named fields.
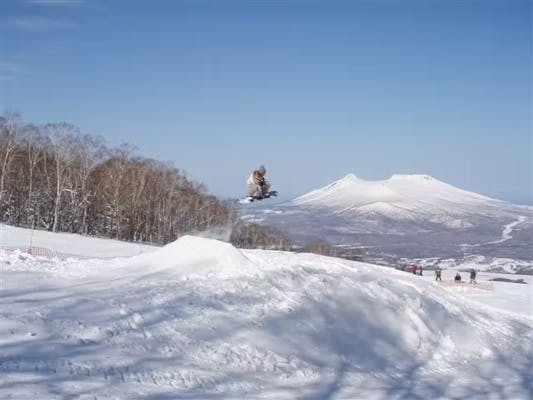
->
xmin=407 ymin=268 xmax=532 ymax=318
xmin=1 ymin=229 xmax=532 ymax=399
xmin=404 ymin=254 xmax=533 ymax=275
xmin=0 ymin=223 xmax=157 ymax=258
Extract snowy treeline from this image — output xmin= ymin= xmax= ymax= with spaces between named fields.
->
xmin=0 ymin=114 xmax=290 ymax=247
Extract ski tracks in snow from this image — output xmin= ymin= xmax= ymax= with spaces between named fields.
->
xmin=1 ymin=244 xmax=532 ymax=399
xmin=0 ymin=263 xmax=324 ymax=398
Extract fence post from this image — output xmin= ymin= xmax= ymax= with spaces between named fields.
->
xmin=29 ymin=219 xmax=36 ymax=254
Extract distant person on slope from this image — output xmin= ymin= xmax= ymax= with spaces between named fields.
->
xmin=247 ymin=165 xmax=271 ymax=199
xmin=469 ymin=269 xmax=477 ymax=284
xmin=435 ymin=266 xmax=442 ymax=281
xmin=454 ymin=272 xmax=462 ymax=283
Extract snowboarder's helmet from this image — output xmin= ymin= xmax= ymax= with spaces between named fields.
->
xmin=259 ymin=165 xmax=266 ymax=174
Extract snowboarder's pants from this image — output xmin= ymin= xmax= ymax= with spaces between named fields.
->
xmin=248 ymin=181 xmax=270 ymax=197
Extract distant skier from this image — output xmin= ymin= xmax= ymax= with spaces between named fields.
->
xmin=454 ymin=272 xmax=462 ymax=283
xmin=247 ymin=165 xmax=271 ymax=199
xmin=412 ymin=264 xmax=417 ymax=275
xmin=418 ymin=265 xmax=423 ymax=276
xmin=435 ymin=266 xmax=442 ymax=281
xmin=469 ymin=269 xmax=477 ymax=284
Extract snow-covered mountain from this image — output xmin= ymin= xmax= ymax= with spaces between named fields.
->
xmin=293 ymin=173 xmax=510 ymax=225
xmin=2 ymin=233 xmax=532 ymax=399
xmin=241 ymin=174 xmax=533 ymax=272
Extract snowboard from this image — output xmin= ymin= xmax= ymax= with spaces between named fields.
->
xmin=239 ymin=191 xmax=278 ymax=204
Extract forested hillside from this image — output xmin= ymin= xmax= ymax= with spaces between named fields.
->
xmin=0 ymin=114 xmax=289 ymax=248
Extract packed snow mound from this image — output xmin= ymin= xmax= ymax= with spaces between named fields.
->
xmin=2 ymin=235 xmax=532 ymax=399
xmin=127 ymin=235 xmax=253 ymax=278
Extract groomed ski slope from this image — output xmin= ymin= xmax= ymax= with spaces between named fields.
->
xmin=0 ymin=223 xmax=156 ymax=258
xmin=2 ymin=236 xmax=532 ymax=399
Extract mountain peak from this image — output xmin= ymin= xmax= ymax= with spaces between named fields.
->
xmin=330 ymin=173 xmax=362 ymax=187
xmin=340 ymin=173 xmax=360 ymax=182
xmin=338 ymin=173 xmax=439 ymax=185
xmin=389 ymin=174 xmax=435 ymax=181
xmin=293 ymin=173 xmax=399 ymax=207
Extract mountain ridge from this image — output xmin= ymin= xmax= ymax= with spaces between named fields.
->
xmin=292 ymin=173 xmax=500 ymax=211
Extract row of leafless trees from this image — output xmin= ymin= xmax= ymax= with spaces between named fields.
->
xmin=0 ymin=114 xmax=292 ymax=248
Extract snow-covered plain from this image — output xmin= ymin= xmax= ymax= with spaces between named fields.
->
xmin=1 ymin=230 xmax=532 ymax=399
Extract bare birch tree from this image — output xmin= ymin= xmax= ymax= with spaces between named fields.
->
xmin=43 ymin=122 xmax=80 ymax=232
xmin=0 ymin=113 xmax=20 ymax=205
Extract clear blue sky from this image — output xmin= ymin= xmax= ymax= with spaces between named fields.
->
xmin=2 ymin=0 xmax=532 ymax=203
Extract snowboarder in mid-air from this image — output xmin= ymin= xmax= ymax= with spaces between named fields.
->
xmin=246 ymin=165 xmax=272 ymax=200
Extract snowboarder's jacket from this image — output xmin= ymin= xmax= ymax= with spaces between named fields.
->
xmin=247 ymin=170 xmax=266 ymax=186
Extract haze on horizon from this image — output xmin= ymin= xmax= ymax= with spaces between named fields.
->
xmin=2 ymin=0 xmax=531 ymax=204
